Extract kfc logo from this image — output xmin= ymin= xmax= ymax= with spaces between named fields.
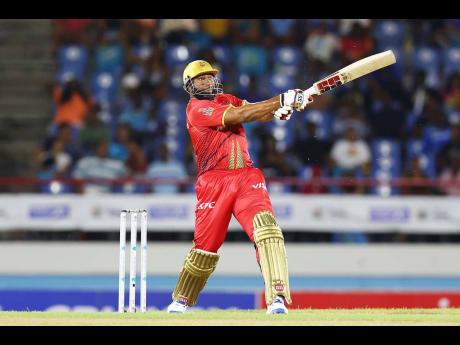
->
xmin=197 ymin=202 xmax=216 ymax=210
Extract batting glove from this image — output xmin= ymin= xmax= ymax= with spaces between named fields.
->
xmin=280 ymin=89 xmax=314 ymax=112
xmin=273 ymin=105 xmax=294 ymax=121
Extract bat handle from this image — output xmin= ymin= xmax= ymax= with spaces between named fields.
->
xmin=304 ymin=86 xmax=318 ymax=98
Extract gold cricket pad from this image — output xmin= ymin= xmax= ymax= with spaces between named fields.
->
xmin=172 ymin=248 xmax=219 ymax=306
xmin=253 ymin=211 xmax=292 ymax=305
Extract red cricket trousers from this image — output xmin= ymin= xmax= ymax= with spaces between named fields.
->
xmin=193 ymin=167 xmax=274 ymax=253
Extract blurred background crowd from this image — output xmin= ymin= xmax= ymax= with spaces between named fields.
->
xmin=22 ymin=19 xmax=460 ymax=197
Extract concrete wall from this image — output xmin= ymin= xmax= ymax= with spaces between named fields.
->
xmin=0 ymin=242 xmax=459 ymax=276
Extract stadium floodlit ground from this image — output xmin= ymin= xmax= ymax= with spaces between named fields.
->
xmin=1 ymin=309 xmax=460 ymax=326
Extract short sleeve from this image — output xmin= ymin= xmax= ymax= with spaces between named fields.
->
xmin=187 ymin=100 xmax=232 ymax=127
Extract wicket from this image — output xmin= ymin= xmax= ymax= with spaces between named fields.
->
xmin=118 ymin=209 xmax=148 ymax=313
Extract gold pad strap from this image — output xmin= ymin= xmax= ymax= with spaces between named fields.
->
xmin=172 ymin=248 xmax=219 ymax=306
xmin=253 ymin=211 xmax=291 ymax=305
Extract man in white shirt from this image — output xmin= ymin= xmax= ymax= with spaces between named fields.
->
xmin=73 ymin=140 xmax=127 ymax=193
xmin=330 ymin=126 xmax=371 ymax=193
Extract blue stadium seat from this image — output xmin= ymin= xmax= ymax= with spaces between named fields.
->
xmin=165 ymin=45 xmax=195 ymax=68
xmin=213 ymin=45 xmax=232 ymax=66
xmin=406 ymin=139 xmax=435 ymax=178
xmin=303 ymin=110 xmax=333 ymax=139
xmin=130 ymin=44 xmax=154 ymax=78
xmin=57 ymin=45 xmax=88 ymax=81
xmin=268 ymin=19 xmax=296 ymax=37
xmin=234 ymin=72 xmax=252 ymax=96
xmin=234 ymin=45 xmax=268 ymax=76
xmin=423 ymin=125 xmax=451 ymax=155
xmin=131 ymin=44 xmax=153 ymax=61
xmin=268 ymin=73 xmax=296 ymax=95
xmin=371 ymin=139 xmax=401 ymax=196
xmin=412 ymin=47 xmax=441 ymax=88
xmin=413 ymin=47 xmax=440 ymax=72
xmin=168 ymin=68 xmax=185 ymax=96
xmin=374 ymin=20 xmax=406 ymax=48
xmin=443 ymin=47 xmax=460 ymax=76
xmin=157 ymin=100 xmax=186 ymax=161
xmin=271 ymin=46 xmax=302 ymax=76
xmin=417 ymin=152 xmax=436 ymax=178
xmin=91 ymin=72 xmax=119 ymax=104
xmin=268 ymin=114 xmax=298 ymax=152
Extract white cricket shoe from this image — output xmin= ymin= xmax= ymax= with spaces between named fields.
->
xmin=266 ymin=296 xmax=288 ymax=314
xmin=167 ymin=300 xmax=188 ymax=313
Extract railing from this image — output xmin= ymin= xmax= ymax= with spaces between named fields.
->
xmin=0 ymin=176 xmax=457 ymax=194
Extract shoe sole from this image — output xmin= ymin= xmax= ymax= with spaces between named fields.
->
xmin=267 ymin=308 xmax=288 ymax=314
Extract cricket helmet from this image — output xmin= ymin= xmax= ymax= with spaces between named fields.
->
xmin=183 ymin=60 xmax=222 ymax=99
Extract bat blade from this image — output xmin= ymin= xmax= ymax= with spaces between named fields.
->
xmin=305 ymin=50 xmax=396 ymax=96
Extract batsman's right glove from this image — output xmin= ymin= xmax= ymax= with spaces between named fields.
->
xmin=280 ymin=89 xmax=314 ymax=112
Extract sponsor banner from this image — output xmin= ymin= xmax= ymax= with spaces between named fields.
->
xmin=1 ymin=195 xmax=460 ymax=232
xmin=259 ymin=291 xmax=460 ymax=309
xmin=0 ymin=290 xmax=256 ymax=312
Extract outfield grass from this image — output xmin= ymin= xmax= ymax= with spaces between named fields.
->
xmin=1 ymin=309 xmax=460 ymax=325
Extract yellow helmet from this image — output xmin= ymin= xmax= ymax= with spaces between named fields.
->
xmin=183 ymin=60 xmax=222 ymax=98
xmin=182 ymin=60 xmax=219 ymax=85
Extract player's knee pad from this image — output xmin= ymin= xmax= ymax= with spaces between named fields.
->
xmin=172 ymin=248 xmax=219 ymax=306
xmin=253 ymin=211 xmax=291 ymax=305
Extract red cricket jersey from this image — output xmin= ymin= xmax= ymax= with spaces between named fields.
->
xmin=186 ymin=93 xmax=254 ymax=176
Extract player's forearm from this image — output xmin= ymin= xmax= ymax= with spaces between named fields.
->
xmin=223 ymin=96 xmax=280 ymax=125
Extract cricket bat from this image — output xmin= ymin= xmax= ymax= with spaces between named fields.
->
xmin=304 ymin=50 xmax=396 ymax=97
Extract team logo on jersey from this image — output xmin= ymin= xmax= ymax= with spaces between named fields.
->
xmin=198 ymin=107 xmax=214 ymax=116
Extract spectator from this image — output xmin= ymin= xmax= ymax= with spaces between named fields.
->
xmin=118 ymin=74 xmax=152 ymax=143
xmin=333 ymin=92 xmax=370 ymax=139
xmin=122 ymin=19 xmax=158 ymax=45
xmin=201 ymin=19 xmax=231 ymax=45
xmin=109 ymin=124 xmax=132 ymax=162
xmin=79 ymin=103 xmax=110 ymax=154
xmin=340 ymin=21 xmax=374 ymax=64
xmin=292 ymin=120 xmax=332 ymax=170
xmin=330 ymin=126 xmax=371 ymax=194
xmin=368 ymin=89 xmax=407 ymax=140
xmin=266 ymin=19 xmax=298 ymax=46
xmin=443 ymin=72 xmax=460 ymax=114
xmin=422 ymin=91 xmax=451 ymax=155
xmin=291 ymin=120 xmax=331 ymax=194
xmin=258 ymin=135 xmax=296 ymax=178
xmin=230 ymin=19 xmax=262 ymax=45
xmin=439 ymin=148 xmax=460 ymax=196
xmin=146 ymin=143 xmax=187 ymax=193
xmin=401 ymin=157 xmax=434 ymax=195
xmin=304 ymin=20 xmax=340 ymax=65
xmin=73 ymin=140 xmax=127 ymax=193
xmin=126 ymin=141 xmax=148 ymax=176
xmin=52 ymin=77 xmax=94 ymax=128
xmin=36 ymin=123 xmax=80 ymax=166
xmin=158 ymin=19 xmax=198 ymax=44
xmin=109 ymin=124 xmax=147 ymax=176
xmin=52 ymin=19 xmax=96 ymax=53
xmin=437 ymin=123 xmax=460 ymax=174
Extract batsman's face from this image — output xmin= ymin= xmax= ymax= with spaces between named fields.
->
xmin=192 ymin=74 xmax=215 ymax=92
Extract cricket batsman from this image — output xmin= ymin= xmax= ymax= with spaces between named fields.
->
xmin=166 ymin=60 xmax=313 ymax=314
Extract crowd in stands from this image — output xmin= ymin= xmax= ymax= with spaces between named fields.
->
xmin=34 ymin=19 xmax=460 ymax=196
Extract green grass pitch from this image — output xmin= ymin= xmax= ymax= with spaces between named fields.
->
xmin=1 ymin=309 xmax=460 ymax=325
